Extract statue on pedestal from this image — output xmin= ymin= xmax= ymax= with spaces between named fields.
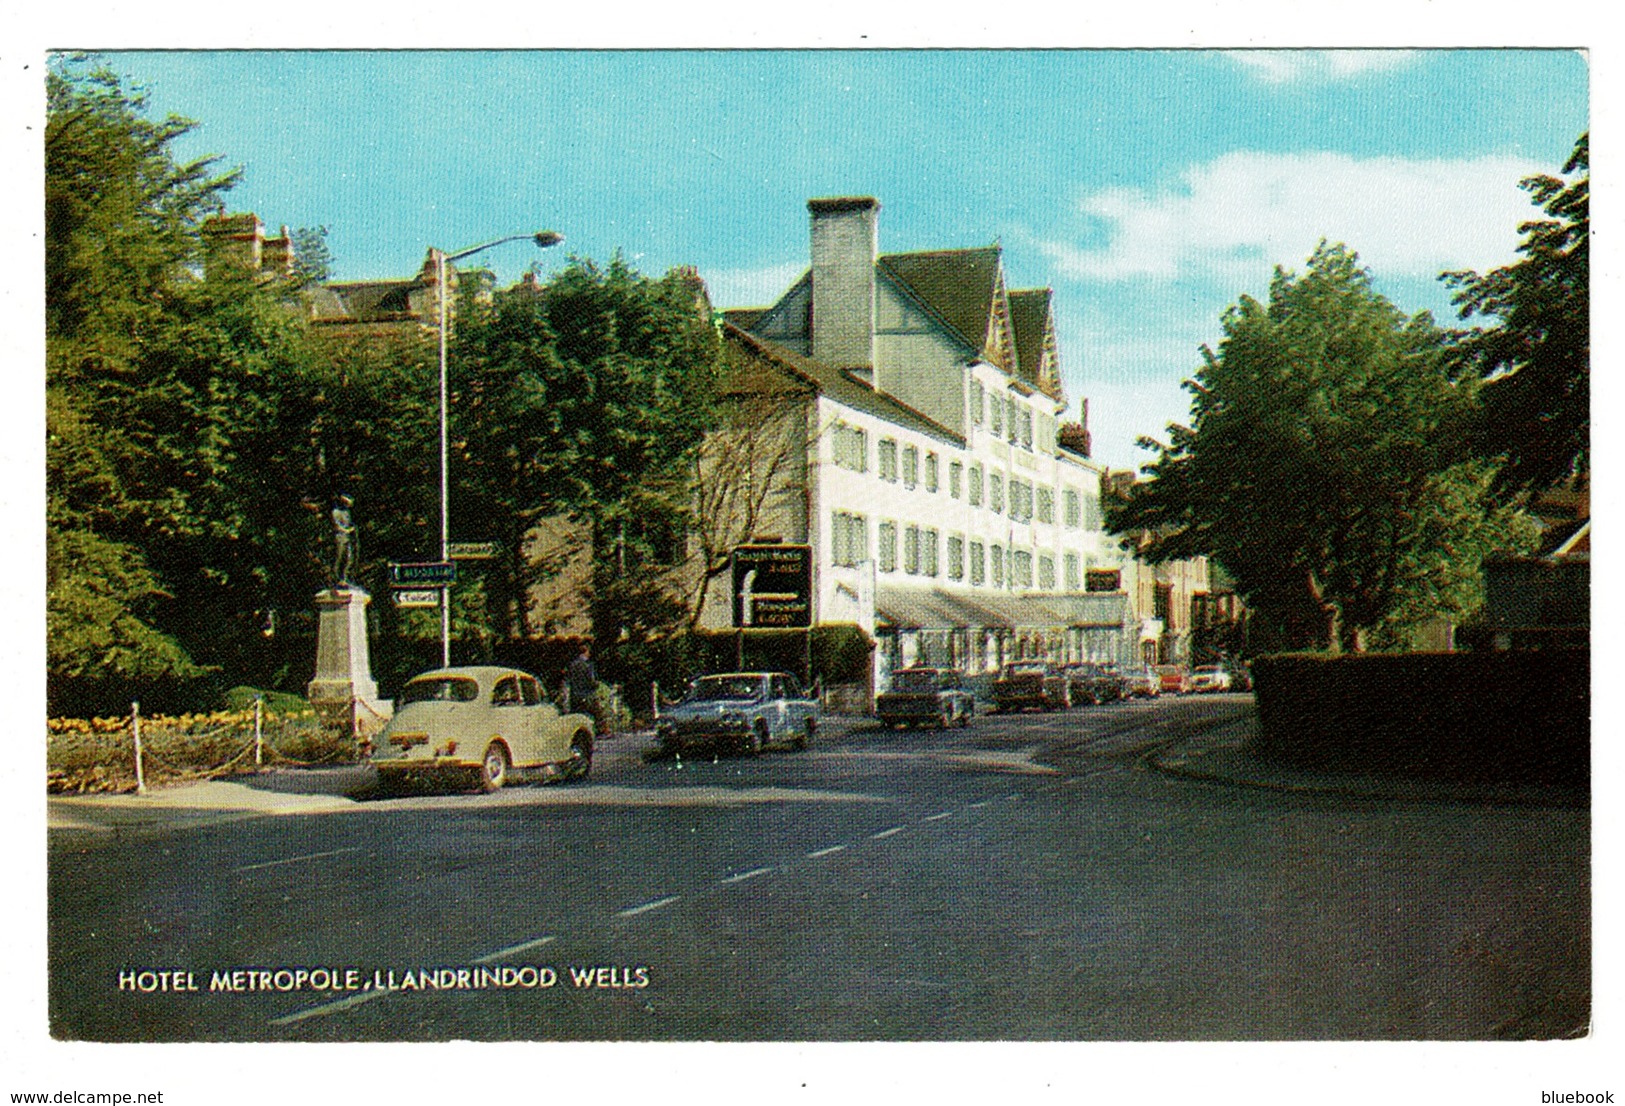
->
xmin=331 ymin=494 xmax=356 ymax=586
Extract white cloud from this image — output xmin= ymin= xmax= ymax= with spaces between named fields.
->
xmin=699 ymin=260 xmax=805 ymax=309
xmin=1043 ymin=150 xmax=1542 ymax=286
xmin=1226 ymin=50 xmax=1419 ymax=83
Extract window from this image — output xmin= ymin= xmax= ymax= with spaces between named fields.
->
xmin=1064 ymin=553 xmax=1081 ymax=591
xmin=1009 ymin=479 xmax=1031 ymax=523
xmin=1063 ymin=488 xmax=1081 ymax=528
xmin=903 ymin=525 xmax=921 ymax=575
xmin=902 ymin=444 xmax=918 ymax=488
xmin=877 ymin=438 xmax=898 ymax=482
xmin=947 ymin=535 xmax=965 ymax=580
xmin=991 ymin=545 xmax=1005 ymax=588
xmin=1038 ymin=554 xmax=1055 ymax=591
xmin=1020 ymin=408 xmax=1034 ymax=449
xmin=877 ymin=521 xmax=897 ymax=573
xmin=833 ymin=423 xmax=867 ymax=472
xmin=924 ymin=452 xmax=939 ymax=493
xmin=1036 ymin=487 xmax=1054 ymax=524
xmin=970 ymin=541 xmax=986 ymax=586
xmin=968 ymin=463 xmax=983 ymax=506
xmin=1008 ymin=400 xmax=1022 ymax=444
xmin=1037 ymin=413 xmax=1054 ymax=455
xmin=990 ymin=473 xmax=1005 ymax=514
xmin=971 ymin=378 xmax=985 ymax=424
xmin=949 ymin=461 xmax=962 ymax=499
xmin=1086 ymin=568 xmax=1122 ymax=593
xmin=1012 ymin=549 xmax=1033 ymax=589
xmin=1082 ymin=492 xmax=1103 ymax=530
xmin=923 ymin=528 xmax=939 ymax=577
xmin=991 ymin=392 xmax=1004 ymax=436
xmin=831 ymin=511 xmax=868 ymax=567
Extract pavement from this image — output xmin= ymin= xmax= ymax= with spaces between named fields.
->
xmin=1144 ymin=709 xmax=1589 ymax=808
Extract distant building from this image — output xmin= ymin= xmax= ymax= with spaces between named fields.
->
xmin=704 ymin=196 xmax=1146 ymax=687
xmin=200 ymin=211 xmax=293 ymax=280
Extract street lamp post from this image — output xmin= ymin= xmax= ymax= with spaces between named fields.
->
xmin=433 ymin=229 xmax=564 ymax=667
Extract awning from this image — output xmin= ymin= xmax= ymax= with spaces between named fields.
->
xmin=874 ymin=585 xmax=1131 ymax=632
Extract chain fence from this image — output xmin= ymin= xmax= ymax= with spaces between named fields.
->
xmin=46 ymin=699 xmax=363 ymax=794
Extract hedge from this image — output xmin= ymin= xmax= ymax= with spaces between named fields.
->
xmin=1251 ymin=650 xmax=1589 ymax=785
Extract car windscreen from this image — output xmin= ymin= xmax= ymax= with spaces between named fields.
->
xmin=687 ymin=676 xmax=766 ymax=702
xmin=892 ymin=671 xmax=941 ymax=693
xmin=399 ymin=676 xmax=481 ymax=705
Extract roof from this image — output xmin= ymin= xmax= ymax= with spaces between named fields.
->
xmin=722 ymin=323 xmax=964 ymax=446
xmin=877 ymin=247 xmax=1003 ymax=354
xmin=309 ymin=279 xmax=425 ymax=322
xmin=1007 ymin=288 xmax=1053 ymax=387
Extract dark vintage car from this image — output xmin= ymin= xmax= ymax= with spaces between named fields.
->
xmin=1061 ymin=662 xmax=1124 ymax=705
xmin=991 ymin=661 xmax=1072 ymax=712
xmin=1155 ymin=664 xmax=1193 ymax=695
xmin=653 ymin=672 xmax=819 ymax=756
xmin=875 ymin=667 xmax=975 ymax=729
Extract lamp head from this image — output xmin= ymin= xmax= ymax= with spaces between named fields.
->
xmin=533 ymin=230 xmax=565 ymax=248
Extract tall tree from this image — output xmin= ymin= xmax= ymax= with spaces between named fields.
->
xmin=1443 ymin=133 xmax=1588 ymax=496
xmin=1110 ymin=242 xmax=1535 ymax=652
xmin=450 ymin=257 xmax=724 ymax=663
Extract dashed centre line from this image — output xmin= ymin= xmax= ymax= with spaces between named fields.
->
xmin=871 ymin=826 xmax=906 ymax=840
xmin=235 ymin=847 xmax=363 ymax=873
xmin=807 ymin=845 xmax=847 ymax=858
xmin=923 ymin=811 xmax=952 ymax=822
xmin=474 ymin=935 xmax=556 ymax=964
xmin=618 ymin=895 xmax=680 ymax=917
xmin=719 ymin=866 xmax=776 ymax=885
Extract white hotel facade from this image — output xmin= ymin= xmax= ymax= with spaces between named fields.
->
xmin=703 ymin=197 xmax=1199 ymax=682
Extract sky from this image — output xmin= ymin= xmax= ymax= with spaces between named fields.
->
xmin=78 ymin=49 xmax=1587 ymax=471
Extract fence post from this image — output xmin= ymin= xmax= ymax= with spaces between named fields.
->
xmin=652 ymin=680 xmax=660 ymax=721
xmin=131 ymin=701 xmax=147 ymax=795
xmin=254 ymin=695 xmax=264 ymax=769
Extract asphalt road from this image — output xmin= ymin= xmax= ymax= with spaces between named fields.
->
xmin=47 ymin=694 xmax=1589 ymax=1041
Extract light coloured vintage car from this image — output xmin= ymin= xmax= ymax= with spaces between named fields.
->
xmin=369 ymin=666 xmax=595 ymax=792
xmin=654 ymin=672 xmax=819 ymax=756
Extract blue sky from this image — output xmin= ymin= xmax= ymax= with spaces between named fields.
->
xmin=96 ymin=49 xmax=1586 ymax=469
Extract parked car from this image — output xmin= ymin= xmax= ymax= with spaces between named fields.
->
xmin=1155 ymin=664 xmax=1193 ymax=695
xmin=1190 ymin=665 xmax=1233 ymax=694
xmin=369 ymin=666 xmax=594 ymax=793
xmin=1121 ymin=666 xmax=1162 ymax=698
xmin=876 ymin=667 xmax=975 ymax=729
xmin=991 ymin=661 xmax=1072 ymax=712
xmin=1061 ymin=662 xmax=1124 ymax=705
xmin=654 ymin=672 xmax=819 ymax=756
xmin=1226 ymin=662 xmax=1253 ymax=692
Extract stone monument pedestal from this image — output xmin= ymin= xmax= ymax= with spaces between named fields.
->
xmin=308 ymin=587 xmax=391 ymax=742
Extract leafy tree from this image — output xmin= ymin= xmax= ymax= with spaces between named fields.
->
xmin=1444 ymin=134 xmax=1588 ymax=496
xmin=450 ymin=256 xmax=724 ymax=668
xmin=288 ymin=225 xmax=334 ymax=287
xmin=1110 ymin=242 xmax=1535 ymax=653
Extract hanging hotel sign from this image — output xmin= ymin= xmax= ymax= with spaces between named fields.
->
xmin=732 ymin=544 xmax=813 ymax=628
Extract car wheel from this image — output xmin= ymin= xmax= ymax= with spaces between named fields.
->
xmin=746 ymin=722 xmax=766 ymax=756
xmin=566 ymin=731 xmax=592 ymax=781
xmin=480 ymin=742 xmax=509 ymax=792
xmin=795 ymin=717 xmax=815 ymax=750
xmin=960 ymin=702 xmax=973 ymax=727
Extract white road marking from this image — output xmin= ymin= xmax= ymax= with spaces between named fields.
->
xmin=923 ymin=811 xmax=952 ymax=822
xmin=618 ymin=895 xmax=680 ymax=917
xmin=235 ymin=847 xmax=363 ymax=873
xmin=870 ymin=826 xmax=905 ymax=840
xmin=720 ymin=866 xmax=775 ymax=885
xmin=474 ymin=935 xmax=556 ymax=964
xmin=967 ymin=801 xmax=991 ymax=810
xmin=807 ymin=845 xmax=847 ymax=858
xmin=270 ymin=987 xmax=390 ymax=1026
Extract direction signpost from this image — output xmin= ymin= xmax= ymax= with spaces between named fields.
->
xmin=389 ymin=561 xmax=458 ymax=587
xmin=732 ymin=544 xmax=812 ymax=628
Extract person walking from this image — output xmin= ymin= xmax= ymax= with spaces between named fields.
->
xmin=566 ymin=643 xmax=603 ymax=733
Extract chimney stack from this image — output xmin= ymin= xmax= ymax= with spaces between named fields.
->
xmin=808 ymin=196 xmax=879 ymax=369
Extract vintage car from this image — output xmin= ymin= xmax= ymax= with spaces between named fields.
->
xmin=654 ymin=672 xmax=819 ymax=756
xmin=1190 ymin=665 xmax=1234 ymax=694
xmin=1121 ymin=666 xmax=1162 ymax=698
xmin=369 ymin=666 xmax=594 ymax=793
xmin=875 ymin=667 xmax=975 ymax=729
xmin=1061 ymin=662 xmax=1124 ymax=705
xmin=1155 ymin=664 xmax=1193 ymax=695
xmin=990 ymin=661 xmax=1072 ymax=712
